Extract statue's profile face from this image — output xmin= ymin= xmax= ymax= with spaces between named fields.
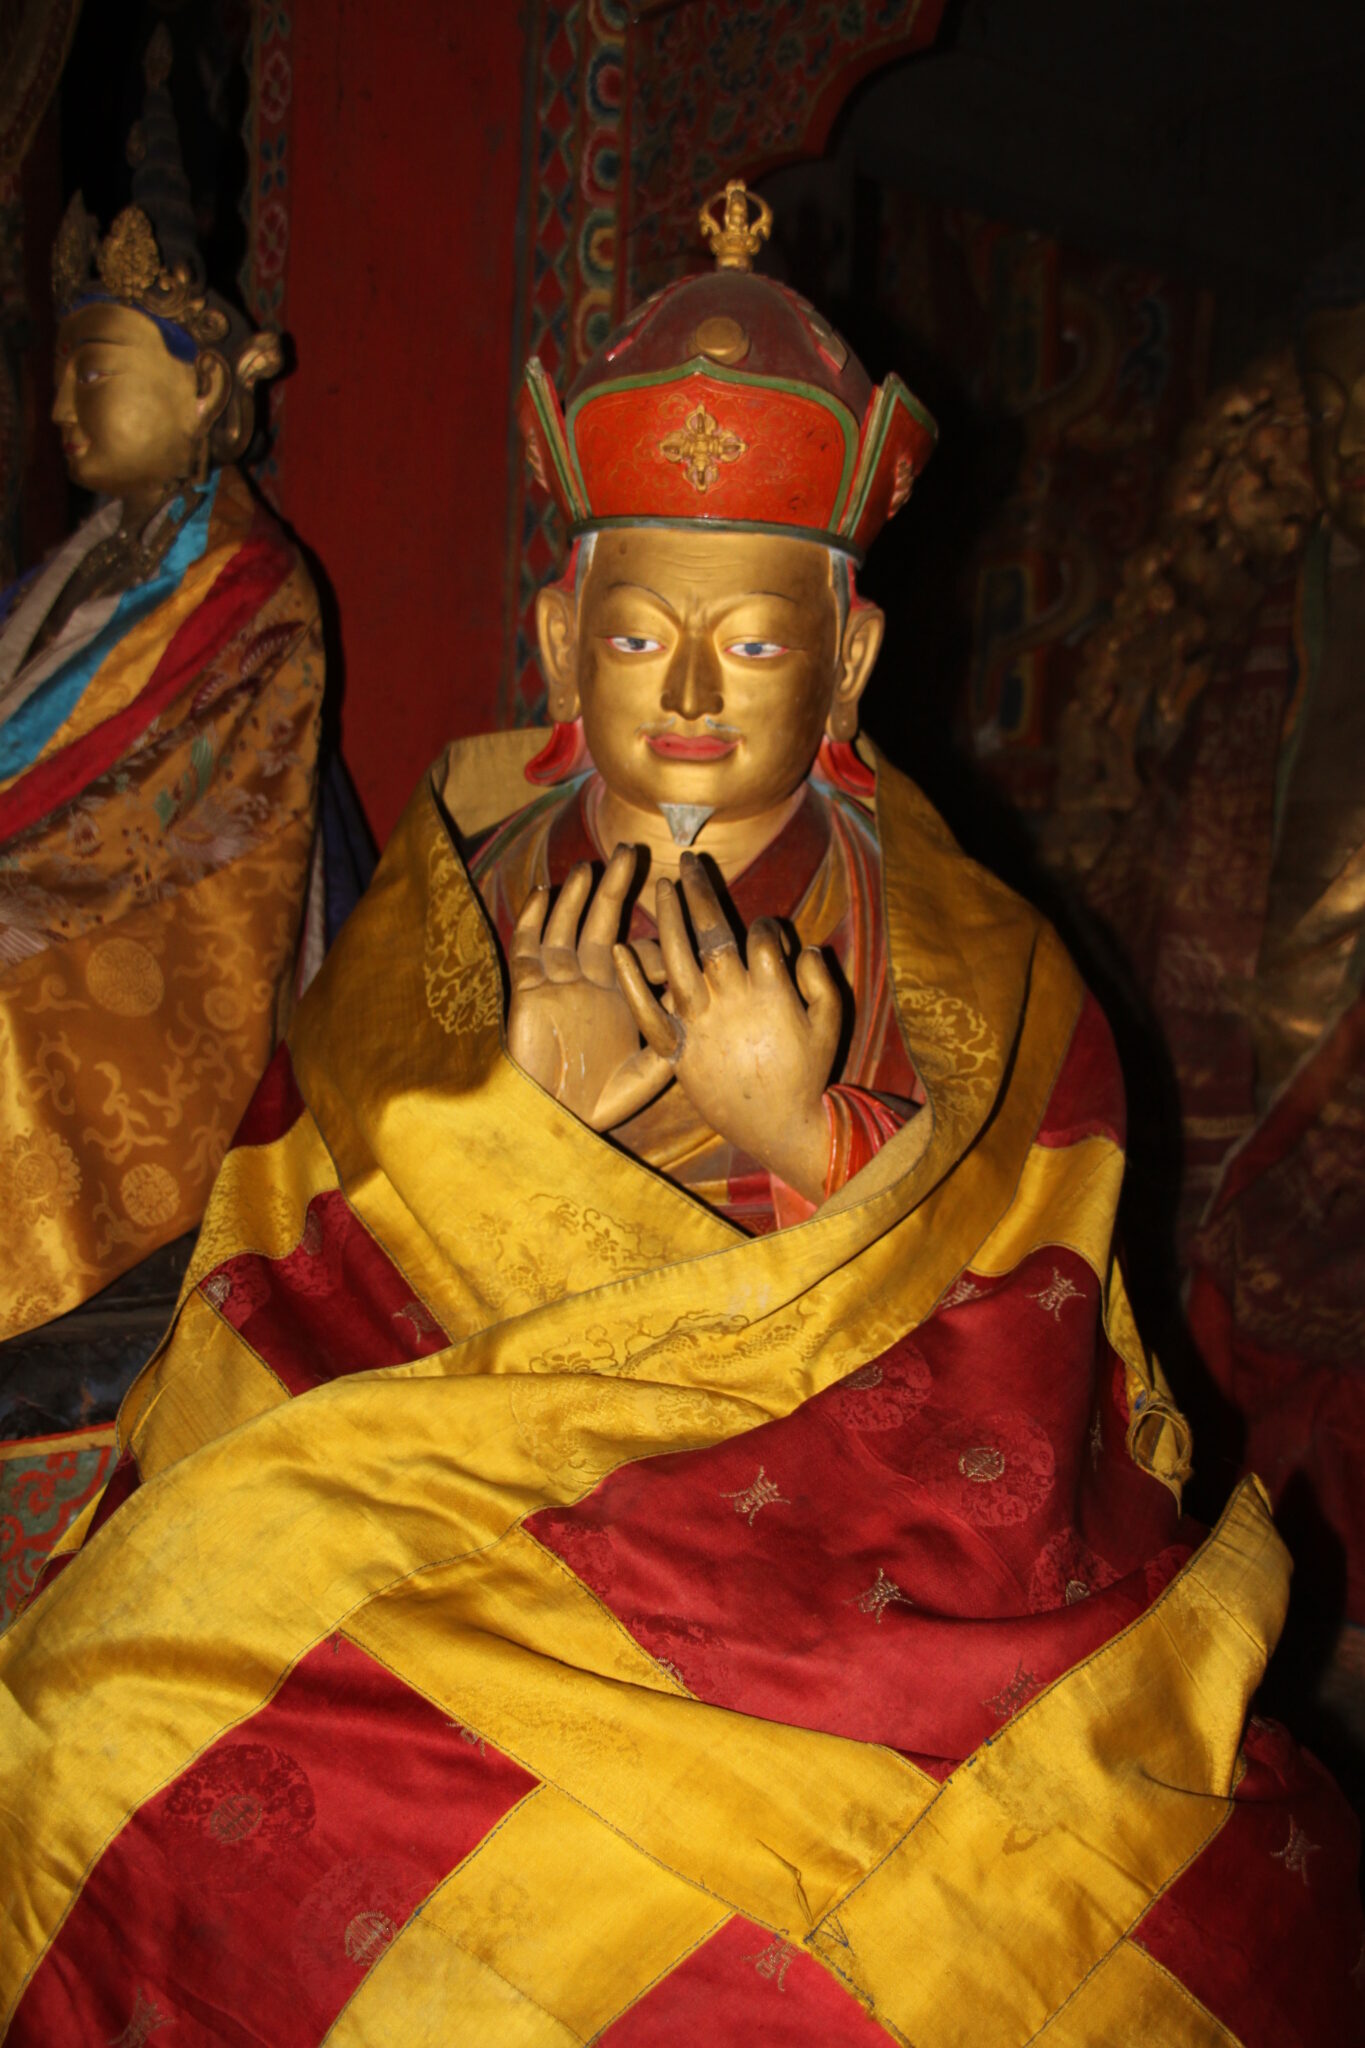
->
xmin=542 ymin=525 xmax=880 ymax=824
xmin=1300 ymin=301 xmax=1365 ymax=551
xmin=52 ymin=301 xmax=205 ymax=500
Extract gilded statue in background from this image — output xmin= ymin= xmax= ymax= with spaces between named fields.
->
xmin=1054 ymin=246 xmax=1365 ymax=1633
xmin=0 ymin=29 xmax=323 ymax=1340
xmin=1051 ymin=353 xmax=1316 ymax=867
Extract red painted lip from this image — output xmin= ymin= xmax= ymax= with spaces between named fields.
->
xmin=646 ymin=732 xmax=738 ymax=759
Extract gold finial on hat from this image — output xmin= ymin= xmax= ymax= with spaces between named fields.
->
xmin=699 ymin=180 xmax=773 ymax=272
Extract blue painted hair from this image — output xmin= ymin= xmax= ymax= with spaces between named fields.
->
xmin=67 ymin=291 xmax=200 ymax=364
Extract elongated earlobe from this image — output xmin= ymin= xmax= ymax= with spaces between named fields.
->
xmin=826 ymin=599 xmax=884 ymax=742
xmin=535 ymin=584 xmax=581 ymax=722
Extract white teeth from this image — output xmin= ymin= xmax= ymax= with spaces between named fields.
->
xmin=659 ymin=802 xmax=715 ymax=847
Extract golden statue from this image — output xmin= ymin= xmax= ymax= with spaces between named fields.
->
xmin=1055 ymin=246 xmax=1365 ymax=1645
xmin=0 ymin=29 xmax=323 ymax=1339
xmin=1 ymin=188 xmax=1360 ymax=2041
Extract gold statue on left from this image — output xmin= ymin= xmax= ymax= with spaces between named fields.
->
xmin=0 ymin=27 xmax=325 ymax=1342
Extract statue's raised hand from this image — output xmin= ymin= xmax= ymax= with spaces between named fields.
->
xmin=613 ymin=852 xmax=842 ymax=1202
xmin=508 ymin=844 xmax=672 ymax=1129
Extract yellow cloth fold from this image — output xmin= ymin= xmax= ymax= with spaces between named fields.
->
xmin=0 ymin=741 xmax=1282 ymax=2041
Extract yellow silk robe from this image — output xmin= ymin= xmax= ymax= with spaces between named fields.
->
xmin=2 ymin=735 xmax=1356 ymax=2045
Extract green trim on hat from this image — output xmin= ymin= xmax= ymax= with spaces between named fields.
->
xmin=524 ymin=358 xmax=589 ymax=521
xmin=568 ymin=511 xmax=865 ymax=565
xmin=837 ymin=375 xmax=937 ymax=540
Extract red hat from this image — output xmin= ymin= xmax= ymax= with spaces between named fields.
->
xmin=518 ymin=182 xmax=936 ymax=564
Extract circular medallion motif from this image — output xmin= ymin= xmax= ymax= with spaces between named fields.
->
xmin=11 ymin=1129 xmax=81 ymax=1216
xmin=86 ymin=938 xmax=164 ymax=1016
xmin=119 ymin=1161 xmax=180 ymax=1229
xmin=292 ymin=1854 xmax=423 ymax=2006
xmin=203 ymin=984 xmax=247 ymax=1033
xmin=207 ymin=1792 xmax=264 ymax=1843
xmin=912 ymin=1409 xmax=1057 ymax=1528
xmin=344 ymin=1910 xmax=397 ymax=1967
xmin=833 ymin=1344 xmax=931 ymax=1432
xmin=163 ymin=1741 xmax=315 ymax=1882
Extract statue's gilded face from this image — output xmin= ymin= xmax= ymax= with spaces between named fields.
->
xmin=550 ymin=526 xmax=877 ymax=823
xmin=1300 ymin=301 xmax=1365 ymax=551
xmin=52 ymin=301 xmax=205 ymax=501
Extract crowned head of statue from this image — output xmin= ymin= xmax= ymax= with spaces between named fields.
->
xmin=1297 ymin=241 xmax=1365 ymax=553
xmin=49 ymin=27 xmax=282 ymax=529
xmin=518 ymin=181 xmax=936 ymax=848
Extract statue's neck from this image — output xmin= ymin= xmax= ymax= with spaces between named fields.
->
xmin=117 ymin=479 xmax=190 ymax=539
xmin=588 ymin=775 xmax=807 ymax=901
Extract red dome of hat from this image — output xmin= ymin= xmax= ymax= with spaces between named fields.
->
xmin=518 ymin=182 xmax=935 ymax=562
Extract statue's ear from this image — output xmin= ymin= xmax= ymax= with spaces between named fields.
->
xmin=193 ymin=349 xmax=232 ymax=432
xmin=535 ymin=582 xmax=581 ymax=721
xmin=828 ymin=598 xmax=884 ymax=742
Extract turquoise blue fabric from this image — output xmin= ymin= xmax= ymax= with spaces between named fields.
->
xmin=0 ymin=472 xmax=220 ymax=782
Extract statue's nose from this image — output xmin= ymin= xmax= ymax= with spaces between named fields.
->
xmin=661 ymin=633 xmax=724 ymax=722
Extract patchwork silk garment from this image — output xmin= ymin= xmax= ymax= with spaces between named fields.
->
xmin=0 ymin=466 xmax=323 ymax=1337
xmin=1 ymin=733 xmax=1360 ymax=2046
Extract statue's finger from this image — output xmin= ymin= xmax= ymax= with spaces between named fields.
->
xmin=580 ymin=845 xmax=642 ymax=984
xmin=509 ymin=887 xmax=550 ymax=989
xmin=613 ymin=943 xmax=684 ymax=1058
xmin=631 ymin=937 xmax=666 ymax=982
xmin=678 ymin=853 xmax=743 ymax=985
xmin=543 ymin=863 xmax=593 ymax=952
xmin=796 ymin=946 xmax=843 ymax=1053
xmin=747 ymin=917 xmax=789 ymax=985
xmin=581 ymin=843 xmax=640 ymax=950
xmin=654 ymin=878 xmax=706 ymax=1013
xmin=593 ymin=1044 xmax=675 ymax=1129
xmin=512 ymin=885 xmax=549 ymax=945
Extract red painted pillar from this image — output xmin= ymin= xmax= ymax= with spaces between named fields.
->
xmin=283 ymin=2 xmax=527 ymax=843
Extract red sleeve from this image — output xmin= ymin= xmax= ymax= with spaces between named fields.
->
xmin=770 ymin=1085 xmax=909 ymax=1229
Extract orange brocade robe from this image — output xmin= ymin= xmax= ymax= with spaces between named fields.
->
xmin=1 ymin=733 xmax=1361 ymax=2045
xmin=0 ymin=465 xmax=323 ymax=1337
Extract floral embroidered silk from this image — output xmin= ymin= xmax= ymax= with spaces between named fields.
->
xmin=0 ymin=466 xmax=323 ymax=1337
xmin=0 ymin=737 xmax=1359 ymax=2044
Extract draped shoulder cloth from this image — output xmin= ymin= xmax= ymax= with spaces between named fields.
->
xmin=0 ymin=466 xmax=323 ymax=1336
xmin=2 ymin=735 xmax=1360 ymax=2045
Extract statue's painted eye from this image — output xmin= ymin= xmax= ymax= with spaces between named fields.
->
xmin=606 ymin=635 xmax=663 ymax=654
xmin=725 ymin=639 xmax=785 ymax=659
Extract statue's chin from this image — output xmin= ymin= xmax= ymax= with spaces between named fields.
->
xmin=658 ymin=802 xmax=716 ymax=847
